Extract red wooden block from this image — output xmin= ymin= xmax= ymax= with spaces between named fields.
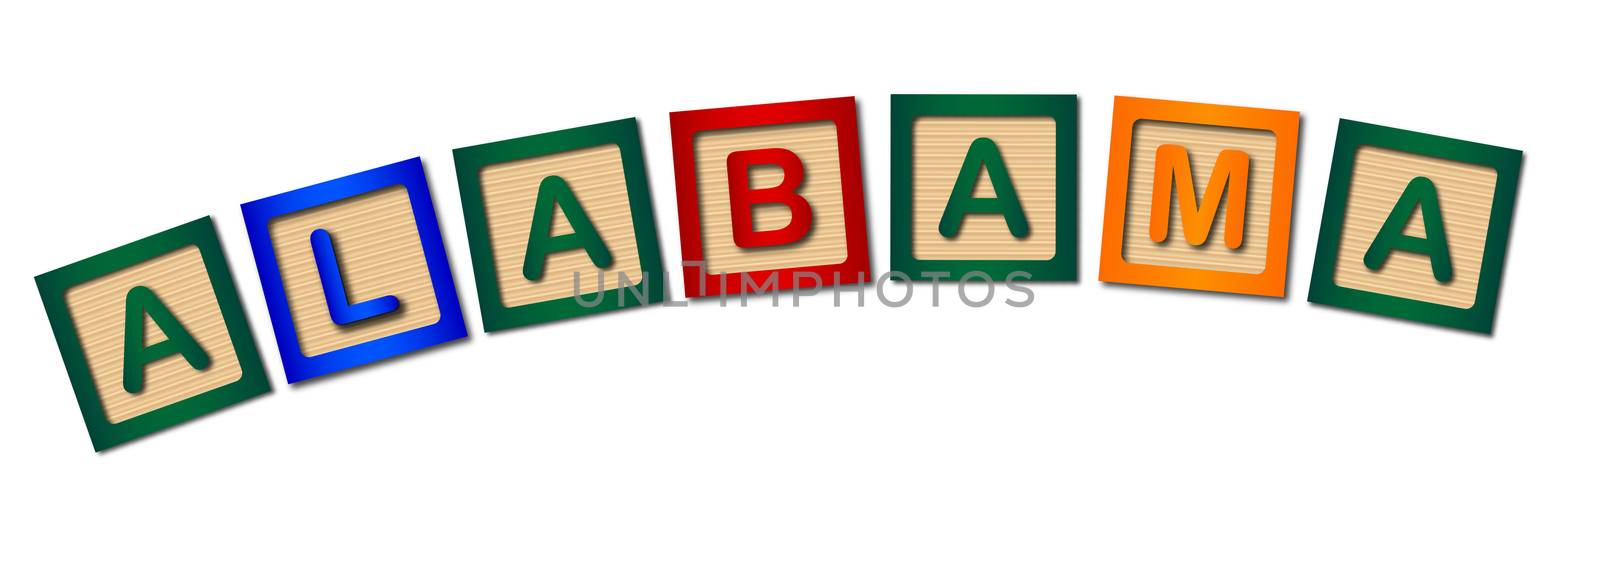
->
xmin=670 ymin=97 xmax=871 ymax=297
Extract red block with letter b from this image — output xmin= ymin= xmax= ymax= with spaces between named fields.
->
xmin=670 ymin=97 xmax=871 ymax=297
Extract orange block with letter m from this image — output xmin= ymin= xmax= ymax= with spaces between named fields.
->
xmin=1098 ymin=96 xmax=1300 ymax=296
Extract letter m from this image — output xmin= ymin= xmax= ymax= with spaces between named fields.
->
xmin=1149 ymin=144 xmax=1250 ymax=249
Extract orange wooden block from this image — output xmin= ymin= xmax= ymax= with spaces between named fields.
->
xmin=1098 ymin=96 xmax=1300 ymax=297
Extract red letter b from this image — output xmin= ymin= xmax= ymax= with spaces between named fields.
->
xmin=727 ymin=148 xmax=813 ymax=248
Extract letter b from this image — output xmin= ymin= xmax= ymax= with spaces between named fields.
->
xmin=727 ymin=147 xmax=813 ymax=248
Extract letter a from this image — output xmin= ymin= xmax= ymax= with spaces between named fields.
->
xmin=1150 ymin=145 xmax=1250 ymax=248
xmin=727 ymin=148 xmax=813 ymax=248
xmin=524 ymin=175 xmax=613 ymax=281
xmin=939 ymin=137 xmax=1030 ymax=238
xmin=1364 ymin=176 xmax=1453 ymax=282
xmin=122 ymin=285 xmax=211 ymax=394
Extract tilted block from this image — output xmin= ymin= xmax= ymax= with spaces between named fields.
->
xmin=241 ymin=158 xmax=467 ymax=383
xmin=1308 ymin=120 xmax=1523 ymax=333
xmin=1098 ymin=96 xmax=1300 ymax=296
xmin=670 ymin=97 xmax=871 ymax=297
xmin=36 ymin=217 xmax=270 ymax=451
xmin=454 ymin=118 xmax=666 ymax=331
xmin=890 ymin=94 xmax=1077 ymax=281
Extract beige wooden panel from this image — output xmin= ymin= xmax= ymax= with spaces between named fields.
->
xmin=1122 ymin=120 xmax=1276 ymax=273
xmin=269 ymin=185 xmax=440 ymax=357
xmin=64 ymin=246 xmax=242 ymax=424
xmin=479 ymin=144 xmax=644 ymax=306
xmin=912 ymin=117 xmax=1056 ymax=260
xmin=1332 ymin=146 xmax=1497 ymax=308
xmin=694 ymin=121 xmax=849 ymax=275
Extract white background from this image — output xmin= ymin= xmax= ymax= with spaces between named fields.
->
xmin=2 ymin=1 xmax=1595 ymax=567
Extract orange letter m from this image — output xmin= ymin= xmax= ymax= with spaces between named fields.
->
xmin=1149 ymin=144 xmax=1250 ymax=249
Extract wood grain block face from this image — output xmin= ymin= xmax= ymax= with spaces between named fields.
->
xmin=36 ymin=217 xmax=269 ymax=451
xmin=912 ymin=117 xmax=1056 ymax=260
xmin=453 ymin=119 xmax=666 ymax=332
xmin=1120 ymin=121 xmax=1275 ymax=273
xmin=267 ymin=185 xmax=441 ymax=357
xmin=694 ymin=121 xmax=849 ymax=275
xmin=1098 ymin=96 xmax=1300 ymax=297
xmin=1308 ymin=120 xmax=1523 ymax=333
xmin=889 ymin=94 xmax=1078 ymax=281
xmin=242 ymin=157 xmax=467 ymax=382
xmin=670 ymin=97 xmax=871 ymax=297
xmin=65 ymin=246 xmax=242 ymax=423
xmin=481 ymin=145 xmax=644 ymax=306
xmin=1332 ymin=147 xmax=1496 ymax=308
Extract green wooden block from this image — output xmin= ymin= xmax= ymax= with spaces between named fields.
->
xmin=1308 ymin=120 xmax=1523 ymax=333
xmin=890 ymin=94 xmax=1077 ymax=282
xmin=36 ymin=217 xmax=270 ymax=451
xmin=454 ymin=118 xmax=666 ymax=332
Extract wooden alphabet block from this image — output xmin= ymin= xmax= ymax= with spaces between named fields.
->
xmin=1098 ymin=96 xmax=1300 ymax=296
xmin=890 ymin=94 xmax=1077 ymax=281
xmin=1308 ymin=120 xmax=1522 ymax=333
xmin=35 ymin=217 xmax=270 ymax=451
xmin=241 ymin=158 xmax=467 ymax=383
xmin=670 ymin=97 xmax=871 ymax=297
xmin=453 ymin=118 xmax=666 ymax=331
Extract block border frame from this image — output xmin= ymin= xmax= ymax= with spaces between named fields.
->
xmin=1307 ymin=119 xmax=1523 ymax=333
xmin=241 ymin=157 xmax=468 ymax=383
xmin=35 ymin=216 xmax=271 ymax=452
xmin=889 ymin=94 xmax=1078 ymax=282
xmin=669 ymin=96 xmax=872 ymax=297
xmin=1097 ymin=96 xmax=1301 ymax=297
xmin=453 ymin=118 xmax=667 ymax=332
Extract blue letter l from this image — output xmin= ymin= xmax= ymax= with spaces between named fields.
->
xmin=310 ymin=228 xmax=400 ymax=325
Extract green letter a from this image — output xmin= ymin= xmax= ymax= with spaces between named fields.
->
xmin=122 ymin=285 xmax=211 ymax=394
xmin=1364 ymin=176 xmax=1453 ymax=282
xmin=938 ymin=137 xmax=1030 ymax=238
xmin=524 ymin=175 xmax=614 ymax=281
